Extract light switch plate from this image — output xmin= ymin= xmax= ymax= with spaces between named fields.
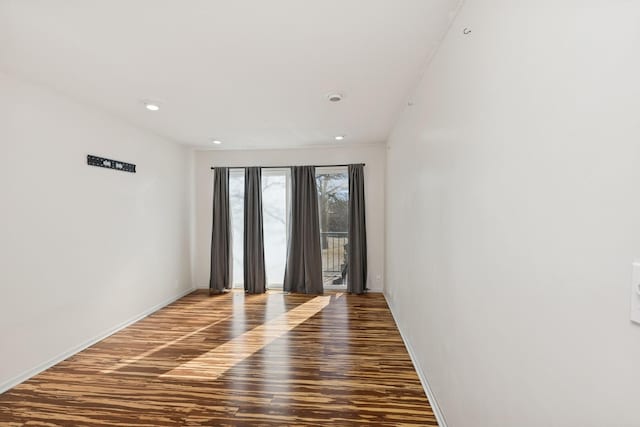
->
xmin=631 ymin=262 xmax=640 ymax=325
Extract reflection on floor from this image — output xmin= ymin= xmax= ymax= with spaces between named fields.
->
xmin=0 ymin=290 xmax=437 ymax=426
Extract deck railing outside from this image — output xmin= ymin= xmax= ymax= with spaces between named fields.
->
xmin=321 ymin=231 xmax=348 ymax=285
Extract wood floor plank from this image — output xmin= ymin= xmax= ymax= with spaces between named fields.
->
xmin=0 ymin=291 xmax=437 ymax=426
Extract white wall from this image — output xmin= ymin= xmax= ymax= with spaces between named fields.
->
xmin=385 ymin=1 xmax=640 ymax=426
xmin=0 ymin=72 xmax=194 ymax=390
xmin=194 ymin=145 xmax=385 ymax=291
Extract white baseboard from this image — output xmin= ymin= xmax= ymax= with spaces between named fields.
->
xmin=193 ymin=285 xmax=385 ymax=293
xmin=0 ymin=286 xmax=195 ymax=394
xmin=384 ymin=293 xmax=448 ymax=427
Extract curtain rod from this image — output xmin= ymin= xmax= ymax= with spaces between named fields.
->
xmin=209 ymin=163 xmax=365 ymax=170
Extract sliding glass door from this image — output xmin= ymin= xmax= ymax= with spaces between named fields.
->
xmin=229 ymin=169 xmax=245 ymax=289
xmin=229 ymin=168 xmax=290 ymax=289
xmin=262 ymin=169 xmax=290 ymax=288
xmin=316 ymin=167 xmax=349 ymax=290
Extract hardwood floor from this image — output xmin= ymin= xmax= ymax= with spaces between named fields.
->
xmin=0 ymin=290 xmax=437 ymax=426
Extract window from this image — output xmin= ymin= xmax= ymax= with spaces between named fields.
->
xmin=262 ymin=169 xmax=291 ymax=288
xmin=229 ymin=169 xmax=244 ymax=288
xmin=316 ymin=167 xmax=349 ymax=289
xmin=229 ymin=168 xmax=290 ymax=289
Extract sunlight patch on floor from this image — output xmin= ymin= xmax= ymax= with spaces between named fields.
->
xmin=101 ymin=314 xmax=235 ymax=374
xmin=160 ymin=295 xmax=332 ymax=380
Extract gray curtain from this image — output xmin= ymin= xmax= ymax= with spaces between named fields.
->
xmin=244 ymin=167 xmax=266 ymax=294
xmin=348 ymin=164 xmax=367 ymax=294
xmin=210 ymin=167 xmax=231 ymax=293
xmin=283 ymin=166 xmax=323 ymax=294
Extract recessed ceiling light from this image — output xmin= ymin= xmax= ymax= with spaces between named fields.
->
xmin=144 ymin=102 xmax=160 ymax=111
xmin=327 ymin=93 xmax=343 ymax=103
xmin=212 ymin=140 xmax=222 ymax=145
xmin=335 ymin=135 xmax=345 ymax=141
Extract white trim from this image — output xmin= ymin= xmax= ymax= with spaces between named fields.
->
xmin=384 ymin=293 xmax=448 ymax=427
xmin=192 ymin=141 xmax=386 ymax=152
xmin=0 ymin=287 xmax=195 ymax=394
xmin=194 ymin=284 xmax=383 ymax=293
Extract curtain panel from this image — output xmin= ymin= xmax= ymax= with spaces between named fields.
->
xmin=243 ymin=167 xmax=267 ymax=293
xmin=283 ymin=166 xmax=323 ymax=294
xmin=210 ymin=167 xmax=231 ymax=292
xmin=348 ymin=164 xmax=367 ymax=294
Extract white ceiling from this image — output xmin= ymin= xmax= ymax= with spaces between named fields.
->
xmin=0 ymin=0 xmax=459 ymax=149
